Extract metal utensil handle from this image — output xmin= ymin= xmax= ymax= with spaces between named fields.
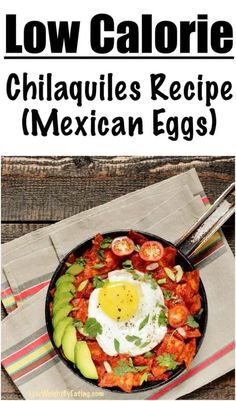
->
xmin=174 ymin=183 xmax=235 ymax=257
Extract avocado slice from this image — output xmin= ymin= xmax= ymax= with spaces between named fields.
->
xmin=75 ymin=341 xmax=98 ymax=379
xmin=53 ymin=290 xmax=74 ymax=304
xmin=54 ymin=282 xmax=75 ymax=296
xmin=67 ymin=263 xmax=85 ymax=275
xmin=55 ymin=274 xmax=74 ymax=288
xmin=53 ymin=292 xmax=74 ymax=308
xmin=53 ymin=300 xmax=71 ymax=316
xmin=53 ymin=317 xmax=73 ymax=348
xmin=52 ymin=304 xmax=73 ymax=328
xmin=61 ymin=325 xmax=77 ymax=363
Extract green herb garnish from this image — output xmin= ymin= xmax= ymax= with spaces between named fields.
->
xmin=100 ymin=237 xmax=113 ymax=249
xmin=144 ymin=351 xmax=154 ymax=358
xmin=92 ymin=263 xmax=106 ymax=269
xmin=126 ymin=335 xmax=142 ymax=346
xmin=73 ymin=319 xmax=83 ymax=329
xmin=158 ymin=310 xmax=168 ymax=326
xmin=140 ymin=341 xmax=151 ymax=348
xmin=186 ymin=315 xmax=199 ymax=328
xmin=139 ymin=314 xmax=149 ymax=330
xmin=134 ymin=244 xmax=141 ymax=252
xmin=143 ymin=273 xmax=158 ymax=289
xmin=76 ymin=257 xmax=87 ymax=265
xmin=93 ymin=276 xmax=105 ymax=288
xmin=122 ymin=259 xmax=133 ymax=269
xmin=113 ymin=360 xmax=147 ymax=376
xmin=195 ymin=308 xmax=203 ymax=320
xmin=163 ymin=290 xmax=173 ymax=300
xmin=140 ymin=372 xmax=150 ymax=385
xmin=114 ymin=338 xmax=120 ymax=353
xmin=157 ymin=353 xmax=178 ymax=370
xmin=97 ymin=249 xmax=105 ymax=262
xmin=84 ymin=317 xmax=102 ymax=337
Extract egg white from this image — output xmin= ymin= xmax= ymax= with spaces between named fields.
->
xmin=88 ymin=270 xmax=167 ymax=356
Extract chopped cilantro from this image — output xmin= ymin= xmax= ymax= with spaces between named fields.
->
xmin=75 ymin=257 xmax=87 ymax=266
xmin=140 ymin=372 xmax=150 ymax=385
xmin=126 ymin=335 xmax=142 ymax=346
xmin=84 ymin=317 xmax=102 ymax=337
xmin=195 ymin=308 xmax=203 ymax=320
xmin=92 ymin=263 xmax=105 ymax=269
xmin=152 ymin=314 xmax=157 ymax=322
xmin=158 ymin=310 xmax=168 ymax=326
xmin=73 ymin=319 xmax=83 ymax=329
xmin=140 ymin=341 xmax=151 ymax=348
xmin=114 ymin=338 xmax=120 ymax=353
xmin=122 ymin=259 xmax=133 ymax=269
xmin=143 ymin=273 xmax=158 ymax=289
xmin=97 ymin=248 xmax=105 ymax=262
xmin=144 ymin=351 xmax=154 ymax=358
xmin=100 ymin=237 xmax=113 ymax=249
xmin=163 ymin=290 xmax=173 ymax=300
xmin=186 ymin=315 xmax=199 ymax=328
xmin=157 ymin=278 xmax=167 ymax=285
xmin=93 ymin=275 xmax=105 ymax=288
xmin=113 ymin=360 xmax=147 ymax=376
xmin=157 ymin=353 xmax=178 ymax=370
xmin=134 ymin=244 xmax=141 ymax=252
xmin=139 ymin=314 xmax=149 ymax=330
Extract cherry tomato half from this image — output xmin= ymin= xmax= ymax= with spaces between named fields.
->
xmin=139 ymin=241 xmax=164 ymax=262
xmin=168 ymin=305 xmax=189 ymax=328
xmin=111 ymin=236 xmax=135 ymax=257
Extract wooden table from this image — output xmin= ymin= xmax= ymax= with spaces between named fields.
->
xmin=1 ymin=156 xmax=235 ymax=400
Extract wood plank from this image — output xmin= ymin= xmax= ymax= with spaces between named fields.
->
xmin=1 ymin=223 xmax=50 ymax=243
xmin=2 ymin=156 xmax=235 ymax=222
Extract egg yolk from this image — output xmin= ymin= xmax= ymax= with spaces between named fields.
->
xmin=98 ymin=281 xmax=140 ymax=321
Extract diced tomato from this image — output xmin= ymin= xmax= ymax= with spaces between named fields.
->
xmin=151 ymin=365 xmax=168 ymax=378
xmin=128 ymin=230 xmax=148 ymax=245
xmin=133 ymin=355 xmax=153 ymax=370
xmin=176 ymin=282 xmax=195 ymax=305
xmin=50 ymin=288 xmax=56 ymax=297
xmin=183 ymin=326 xmax=201 ymax=338
xmin=104 ymin=249 xmax=119 ymax=269
xmin=156 ymin=334 xmax=185 ymax=359
xmin=168 ymin=305 xmax=189 ymax=328
xmin=83 ymin=282 xmax=94 ymax=298
xmin=71 ymin=298 xmax=88 ymax=323
xmin=178 ymin=339 xmax=196 ymax=369
xmin=49 ymin=301 xmax=53 ymax=317
xmin=99 ymin=372 xmax=134 ymax=393
xmin=92 ymin=233 xmax=104 ymax=247
xmin=87 ymin=341 xmax=108 ymax=362
xmin=131 ymin=253 xmax=145 ymax=270
xmin=111 ymin=236 xmax=134 ymax=256
xmin=67 ymin=253 xmax=76 ymax=264
xmin=189 ymin=294 xmax=202 ymax=314
xmin=96 ymin=364 xmax=106 ymax=380
xmin=139 ymin=241 xmax=164 ymax=262
xmin=148 ymin=372 xmax=170 ymax=381
xmin=184 ymin=270 xmax=200 ymax=293
xmin=159 ymin=246 xmax=177 ymax=268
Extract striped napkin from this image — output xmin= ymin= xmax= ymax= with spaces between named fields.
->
xmin=1 ymin=169 xmax=235 ymax=400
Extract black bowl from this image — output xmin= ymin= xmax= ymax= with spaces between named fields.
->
xmin=45 ymin=230 xmax=208 ymax=393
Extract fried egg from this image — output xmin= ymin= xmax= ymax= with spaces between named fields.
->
xmin=88 ymin=270 xmax=167 ymax=356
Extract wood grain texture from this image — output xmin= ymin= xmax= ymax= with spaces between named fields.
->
xmin=1 ymin=156 xmax=235 ymax=400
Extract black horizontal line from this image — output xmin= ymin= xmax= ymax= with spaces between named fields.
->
xmin=4 ymin=56 xmax=234 ymax=60
xmin=2 ymin=220 xmax=58 ymax=224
